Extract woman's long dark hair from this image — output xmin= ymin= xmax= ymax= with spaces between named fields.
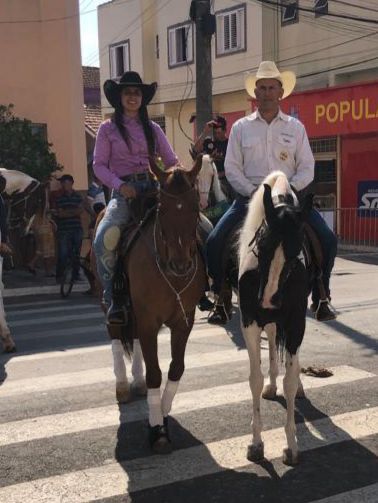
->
xmin=113 ymin=99 xmax=156 ymax=157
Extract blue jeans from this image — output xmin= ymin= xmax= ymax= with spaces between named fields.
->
xmin=206 ymin=196 xmax=249 ymax=294
xmin=56 ymin=228 xmax=83 ymax=279
xmin=93 ymin=181 xmax=156 ymax=306
xmin=307 ymin=208 xmax=338 ymax=303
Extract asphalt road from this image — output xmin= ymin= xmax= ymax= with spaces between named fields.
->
xmin=0 ymin=256 xmax=377 ymax=502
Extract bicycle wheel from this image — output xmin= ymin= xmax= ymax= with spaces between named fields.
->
xmin=60 ymin=261 xmax=74 ymax=298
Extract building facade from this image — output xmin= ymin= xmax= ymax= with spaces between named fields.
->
xmin=0 ymin=0 xmax=87 ymax=189
xmin=98 ymin=0 xmax=378 ymax=241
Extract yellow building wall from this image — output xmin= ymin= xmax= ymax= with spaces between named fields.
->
xmin=0 ymin=0 xmax=87 ymax=189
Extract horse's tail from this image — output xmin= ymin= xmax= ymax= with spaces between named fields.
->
xmin=275 ymin=324 xmax=286 ymax=362
xmin=120 ymin=325 xmax=134 ymax=360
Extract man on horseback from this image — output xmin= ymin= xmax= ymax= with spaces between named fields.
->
xmin=92 ymin=71 xmax=178 ymax=323
xmin=207 ymin=61 xmax=337 ymax=324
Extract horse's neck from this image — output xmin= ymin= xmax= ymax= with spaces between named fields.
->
xmin=1 ymin=170 xmax=36 ymax=195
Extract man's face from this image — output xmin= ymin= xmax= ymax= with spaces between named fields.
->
xmin=254 ymin=78 xmax=284 ymax=112
xmin=213 ymin=126 xmax=226 ymax=141
xmin=61 ymin=180 xmax=73 ymax=192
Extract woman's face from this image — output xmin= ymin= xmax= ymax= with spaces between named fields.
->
xmin=121 ymin=86 xmax=142 ymax=115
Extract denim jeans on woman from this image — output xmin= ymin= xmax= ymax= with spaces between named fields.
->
xmin=93 ymin=180 xmax=155 ymax=307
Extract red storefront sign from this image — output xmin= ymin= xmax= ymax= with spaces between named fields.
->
xmin=280 ymin=81 xmax=378 ymax=137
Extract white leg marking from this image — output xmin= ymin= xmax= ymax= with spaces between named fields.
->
xmin=283 ymin=351 xmax=300 ymax=464
xmin=262 ymin=323 xmax=278 ymax=399
xmin=161 ymin=379 xmax=180 ymax=417
xmin=242 ymin=322 xmax=264 ymax=449
xmin=261 ymin=245 xmax=284 ymax=309
xmin=147 ymin=388 xmax=163 ymax=427
xmin=131 ymin=339 xmax=144 ymax=384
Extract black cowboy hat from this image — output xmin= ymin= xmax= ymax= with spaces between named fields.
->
xmin=103 ymin=71 xmax=157 ymax=108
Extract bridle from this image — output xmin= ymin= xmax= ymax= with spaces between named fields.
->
xmin=152 ymin=184 xmax=200 ymax=326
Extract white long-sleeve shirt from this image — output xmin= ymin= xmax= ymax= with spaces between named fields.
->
xmin=224 ymin=109 xmax=314 ymax=197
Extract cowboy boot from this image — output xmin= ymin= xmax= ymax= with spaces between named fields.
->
xmin=106 ymin=259 xmax=128 ymax=325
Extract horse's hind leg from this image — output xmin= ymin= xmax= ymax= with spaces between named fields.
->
xmin=111 ymin=338 xmax=130 ymax=403
xmin=262 ymin=323 xmax=278 ymax=400
xmin=282 ymin=350 xmax=300 ymax=466
xmin=130 ymin=339 xmax=147 ymax=396
xmin=242 ymin=321 xmax=264 ymax=462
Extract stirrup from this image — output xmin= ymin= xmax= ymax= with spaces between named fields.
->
xmin=313 ymin=299 xmax=337 ymax=322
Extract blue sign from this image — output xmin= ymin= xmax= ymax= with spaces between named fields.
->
xmin=357 ymin=180 xmax=378 ymax=217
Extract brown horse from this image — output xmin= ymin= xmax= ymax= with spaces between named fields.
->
xmin=106 ymin=158 xmax=206 ymax=453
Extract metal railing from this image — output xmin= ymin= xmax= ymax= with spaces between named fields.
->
xmin=331 ymin=208 xmax=378 ymax=252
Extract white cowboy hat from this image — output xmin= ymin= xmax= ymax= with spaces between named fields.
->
xmin=245 ymin=61 xmax=296 ymax=100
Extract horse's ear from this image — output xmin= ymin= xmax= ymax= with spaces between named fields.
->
xmin=149 ymin=156 xmax=169 ymax=184
xmin=187 ymin=154 xmax=203 ymax=183
xmin=300 ymin=193 xmax=314 ymax=220
xmin=263 ymin=184 xmax=276 ymax=224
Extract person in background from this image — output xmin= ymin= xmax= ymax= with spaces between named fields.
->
xmin=54 ymin=174 xmax=83 ymax=282
xmin=27 ymin=207 xmax=57 ymax=277
xmin=193 ymin=115 xmax=234 ymax=202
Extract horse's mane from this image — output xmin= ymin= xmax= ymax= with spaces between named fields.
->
xmin=238 ymin=171 xmax=292 ymax=265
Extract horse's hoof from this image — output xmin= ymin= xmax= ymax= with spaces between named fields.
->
xmin=296 ymin=384 xmax=305 ymax=399
xmin=116 ymin=382 xmax=131 ymax=403
xmin=130 ymin=379 xmax=147 ymax=397
xmin=3 ymin=344 xmax=16 ymax=353
xmin=282 ymin=448 xmax=299 ymax=466
xmin=247 ymin=442 xmax=264 ymax=462
xmin=262 ymin=384 xmax=277 ymax=400
xmin=149 ymin=423 xmax=172 ymax=455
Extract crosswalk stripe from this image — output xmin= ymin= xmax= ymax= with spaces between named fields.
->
xmin=3 ymin=326 xmax=228 ymax=363
xmin=310 ymin=483 xmax=378 ymax=502
xmin=0 ymin=348 xmax=249 ymax=396
xmin=5 ymin=299 xmax=82 ymax=310
xmin=0 ymin=366 xmax=374 ymax=447
xmin=0 ymin=407 xmax=376 ymax=502
xmin=8 ymin=311 xmax=104 ymax=327
xmin=6 ymin=303 xmax=98 ymax=318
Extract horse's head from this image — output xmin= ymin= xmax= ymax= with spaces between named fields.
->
xmin=150 ymin=157 xmax=202 ymax=276
xmin=256 ymin=181 xmax=313 ymax=310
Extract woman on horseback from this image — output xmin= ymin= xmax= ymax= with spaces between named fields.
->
xmin=93 ymin=71 xmax=178 ymax=323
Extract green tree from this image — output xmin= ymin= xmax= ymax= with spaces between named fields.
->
xmin=0 ymin=104 xmax=62 ymax=182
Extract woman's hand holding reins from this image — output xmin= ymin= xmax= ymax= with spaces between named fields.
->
xmin=119 ymin=183 xmax=137 ymax=199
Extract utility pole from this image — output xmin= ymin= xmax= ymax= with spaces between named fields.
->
xmin=191 ymin=0 xmax=214 ymax=137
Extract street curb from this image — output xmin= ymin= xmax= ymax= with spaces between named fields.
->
xmin=3 ymin=283 xmax=88 ymax=298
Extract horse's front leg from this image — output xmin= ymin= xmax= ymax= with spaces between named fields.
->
xmin=111 ymin=338 xmax=130 ymax=403
xmin=130 ymin=338 xmax=147 ymax=396
xmin=262 ymin=323 xmax=278 ymax=400
xmin=242 ymin=321 xmax=264 ymax=462
xmin=282 ymin=350 xmax=300 ymax=465
xmin=162 ymin=311 xmax=195 ymax=420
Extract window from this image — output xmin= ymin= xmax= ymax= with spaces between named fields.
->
xmin=109 ymin=40 xmax=130 ymax=80
xmin=216 ymin=4 xmax=246 ymax=57
xmin=314 ymin=0 xmax=328 ymax=17
xmin=310 ymin=137 xmax=337 ymax=154
xmin=152 ymin=115 xmax=166 ymax=133
xmin=281 ymin=1 xmax=298 ymax=26
xmin=167 ymin=22 xmax=193 ymax=68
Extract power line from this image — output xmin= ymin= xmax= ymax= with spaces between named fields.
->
xmin=256 ymin=0 xmax=378 ymax=25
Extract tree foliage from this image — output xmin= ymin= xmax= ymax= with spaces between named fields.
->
xmin=0 ymin=104 xmax=62 ymax=182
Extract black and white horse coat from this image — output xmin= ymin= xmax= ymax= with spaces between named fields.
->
xmin=238 ymin=171 xmax=312 ymax=466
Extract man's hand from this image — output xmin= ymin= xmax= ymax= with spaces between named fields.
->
xmin=0 ymin=243 xmax=12 ymax=255
xmin=119 ymin=183 xmax=137 ymax=199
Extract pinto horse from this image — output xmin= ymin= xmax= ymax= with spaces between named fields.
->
xmin=238 ymin=171 xmax=313 ymax=466
xmin=111 ymin=158 xmax=206 ymax=453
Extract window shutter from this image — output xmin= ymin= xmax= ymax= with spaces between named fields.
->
xmin=186 ymin=24 xmax=193 ymax=62
xmin=237 ymin=8 xmax=244 ymax=49
xmin=230 ymin=12 xmax=237 ymax=49
xmin=224 ymin=14 xmax=230 ymax=51
xmin=123 ymin=43 xmax=129 ymax=72
xmin=216 ymin=13 xmax=224 ymax=55
xmin=168 ymin=28 xmax=176 ymax=65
